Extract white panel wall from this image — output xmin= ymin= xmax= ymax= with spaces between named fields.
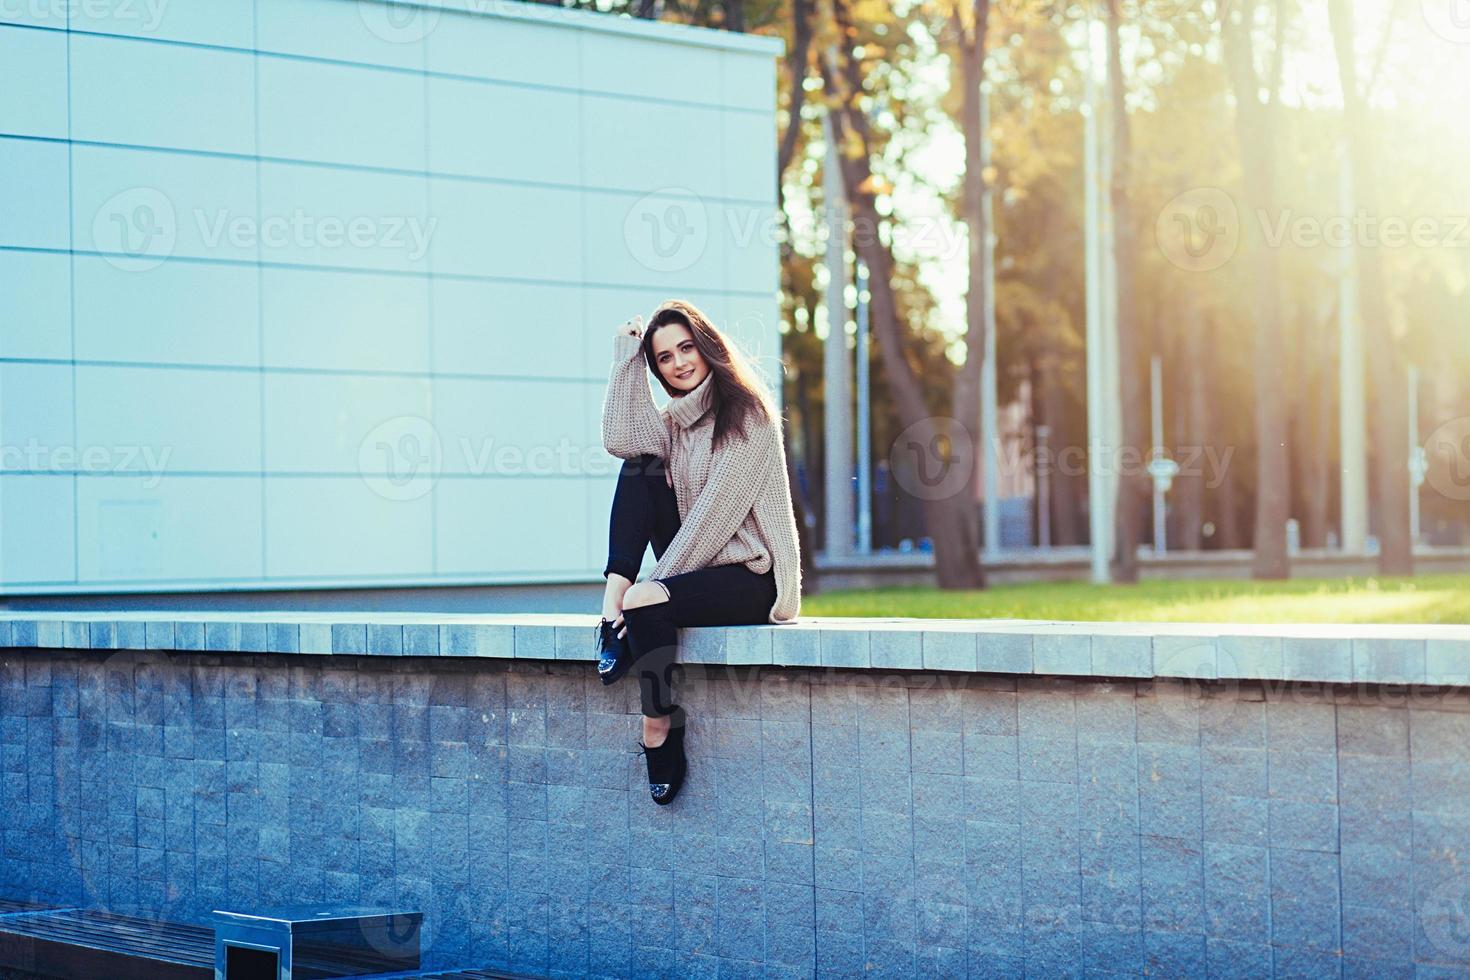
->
xmin=0 ymin=0 xmax=783 ymax=592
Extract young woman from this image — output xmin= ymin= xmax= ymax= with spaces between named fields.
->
xmin=595 ymin=300 xmax=802 ymax=805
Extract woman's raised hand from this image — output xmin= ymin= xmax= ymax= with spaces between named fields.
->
xmin=618 ymin=314 xmax=644 ymax=339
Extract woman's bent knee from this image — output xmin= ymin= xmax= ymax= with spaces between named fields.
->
xmin=622 ymin=580 xmax=671 ymax=610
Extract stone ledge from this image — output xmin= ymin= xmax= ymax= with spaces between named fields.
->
xmin=2 ymin=612 xmax=1468 ymax=687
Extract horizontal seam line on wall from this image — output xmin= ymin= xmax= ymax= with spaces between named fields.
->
xmin=0 ymin=471 xmax=610 ymax=479
xmin=0 ymin=357 xmax=612 ymax=383
xmin=0 ymin=23 xmax=774 ymax=115
xmin=0 ymin=132 xmax=773 ymax=207
xmin=0 ymin=245 xmax=777 ymax=297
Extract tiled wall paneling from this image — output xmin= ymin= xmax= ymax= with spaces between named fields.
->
xmin=0 ymin=2 xmax=782 ymax=591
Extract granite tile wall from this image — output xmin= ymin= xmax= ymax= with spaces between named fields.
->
xmin=2 ymin=649 xmax=1469 ymax=978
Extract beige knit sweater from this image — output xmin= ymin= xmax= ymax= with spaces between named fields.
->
xmin=601 ymin=333 xmax=802 ymax=624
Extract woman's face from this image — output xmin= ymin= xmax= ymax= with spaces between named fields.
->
xmin=650 ymin=323 xmax=710 ymax=394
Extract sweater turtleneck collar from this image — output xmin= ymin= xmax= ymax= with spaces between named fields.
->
xmin=667 ymin=370 xmax=715 ymax=429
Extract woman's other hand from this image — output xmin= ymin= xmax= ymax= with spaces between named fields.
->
xmin=612 ymin=611 xmax=625 ymax=639
xmin=618 ymin=314 xmax=643 ymax=339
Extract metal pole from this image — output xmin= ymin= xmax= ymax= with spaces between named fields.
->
xmin=1037 ymin=424 xmax=1052 ymax=548
xmin=1338 ymin=140 xmax=1368 ymax=553
xmin=1083 ymin=11 xmax=1110 ymax=583
xmin=1151 ymin=353 xmax=1166 ymax=554
xmin=856 ymin=258 xmax=873 ymax=554
xmin=1098 ymin=15 xmax=1122 ymax=573
xmin=821 ymin=106 xmax=853 ymax=559
xmin=981 ymin=81 xmax=1001 ymax=561
xmin=1408 ymin=364 xmax=1420 ymax=546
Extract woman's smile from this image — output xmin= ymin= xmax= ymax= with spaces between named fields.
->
xmin=650 ymin=322 xmax=711 ymax=392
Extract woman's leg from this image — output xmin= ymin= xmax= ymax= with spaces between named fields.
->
xmin=620 ymin=564 xmax=778 ymax=738
xmin=601 ymin=454 xmax=680 ymax=620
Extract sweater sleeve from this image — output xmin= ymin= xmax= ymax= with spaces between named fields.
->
xmin=649 ymin=410 xmax=777 ymax=581
xmin=601 ymin=333 xmax=670 ymax=460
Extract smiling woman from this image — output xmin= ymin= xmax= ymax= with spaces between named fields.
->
xmin=592 ymin=299 xmax=803 ymax=806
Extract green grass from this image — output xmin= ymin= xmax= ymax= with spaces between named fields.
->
xmin=801 ymin=574 xmax=1470 ymax=625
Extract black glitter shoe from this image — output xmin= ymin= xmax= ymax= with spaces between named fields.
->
xmin=637 ymin=705 xmax=688 ymax=806
xmin=595 ymin=617 xmax=631 ymax=685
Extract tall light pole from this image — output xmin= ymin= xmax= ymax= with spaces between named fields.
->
xmin=856 ymin=258 xmax=873 ymax=554
xmin=1083 ymin=10 xmax=1115 ymax=584
xmin=980 ymin=81 xmax=1001 ymax=561
xmin=1338 ymin=140 xmax=1368 ymax=554
xmin=1408 ymin=365 xmax=1424 ymax=546
xmin=822 ymin=107 xmax=854 ymax=559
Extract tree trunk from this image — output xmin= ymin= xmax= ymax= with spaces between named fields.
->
xmin=1299 ymin=303 xmax=1336 ymax=548
xmin=785 ymin=451 xmax=818 ymax=594
xmin=1210 ymin=315 xmax=1241 ymax=550
xmin=951 ymin=0 xmax=993 ymax=567
xmin=1221 ymin=0 xmax=1291 ymax=579
xmin=1218 ymin=463 xmax=1241 ymax=550
xmin=821 ymin=26 xmax=984 ymax=589
xmin=1327 ymin=0 xmax=1413 ymax=575
xmin=1044 ymin=371 xmax=1082 ymax=546
xmin=1172 ymin=298 xmax=1206 ymax=551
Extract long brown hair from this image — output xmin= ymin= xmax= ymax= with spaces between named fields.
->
xmin=642 ymin=299 xmax=774 ymax=450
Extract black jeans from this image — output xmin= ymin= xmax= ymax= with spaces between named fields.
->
xmin=604 ymin=454 xmax=777 ymax=718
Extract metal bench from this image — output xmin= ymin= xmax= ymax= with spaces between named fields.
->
xmin=0 ymin=907 xmax=213 ymax=980
xmin=213 ymin=904 xmax=420 ymax=979
xmin=0 ymin=902 xmax=528 ymax=980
